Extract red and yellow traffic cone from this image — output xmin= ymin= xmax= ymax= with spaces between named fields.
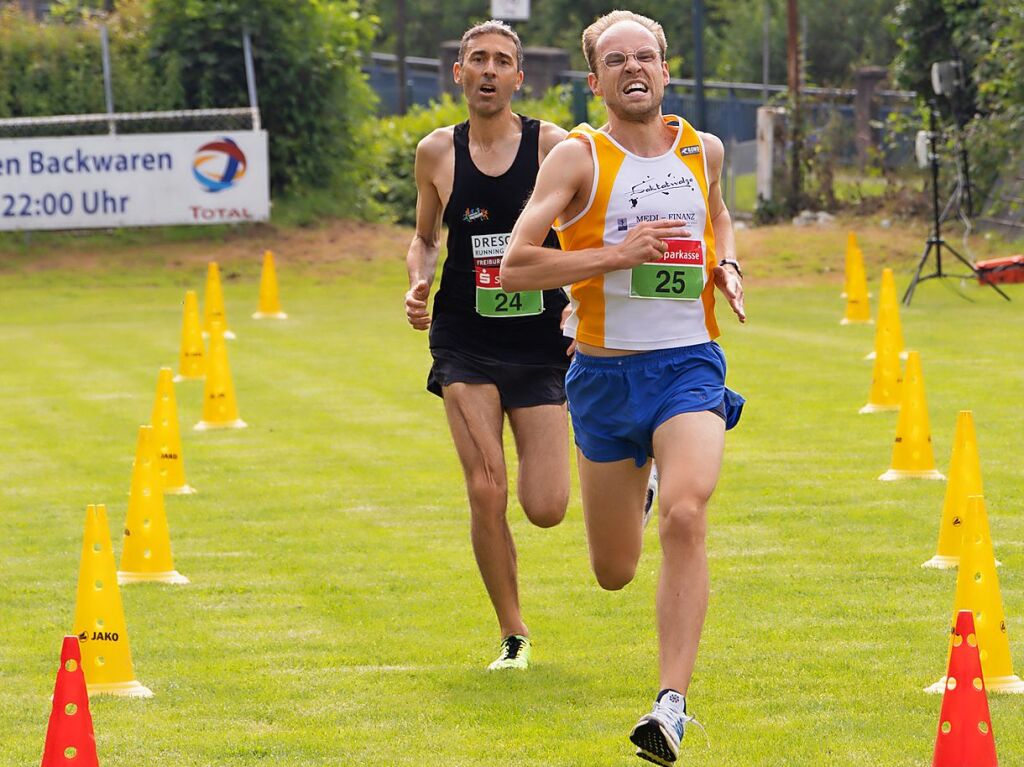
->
xmin=151 ymin=368 xmax=195 ymax=495
xmin=174 ymin=290 xmax=204 ymax=383
xmin=41 ymin=636 xmax=99 ymax=766
xmin=923 ymin=411 xmax=983 ymax=569
xmin=194 ymin=328 xmax=247 ymax=430
xmin=865 ymin=268 xmax=907 ymax=360
xmin=118 ymin=427 xmax=189 ymax=585
xmin=252 ymin=250 xmax=287 ymax=319
xmin=879 ymin=351 xmax=945 ymax=480
xmin=928 ymin=496 xmax=1024 ymax=694
xmin=841 ymin=238 xmax=871 ymax=324
xmin=72 ymin=504 xmax=153 ymax=697
xmin=931 ymin=610 xmax=999 ymax=766
xmin=203 ymin=261 xmax=235 ymax=340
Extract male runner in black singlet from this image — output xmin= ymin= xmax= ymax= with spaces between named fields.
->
xmin=403 ymin=20 xmax=570 ymax=670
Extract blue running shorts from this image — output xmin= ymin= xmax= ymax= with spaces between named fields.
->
xmin=565 ymin=342 xmax=745 ymax=467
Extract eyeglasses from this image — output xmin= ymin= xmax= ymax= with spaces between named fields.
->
xmin=600 ymin=46 xmax=660 ymax=69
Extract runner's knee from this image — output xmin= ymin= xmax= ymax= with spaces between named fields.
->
xmin=520 ymin=488 xmax=568 ymax=528
xmin=659 ymin=498 xmax=707 ymax=547
xmin=591 ymin=555 xmax=637 ymax=591
xmin=466 ymin=470 xmax=508 ymax=516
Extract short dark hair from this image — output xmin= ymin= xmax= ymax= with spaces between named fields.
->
xmin=459 ymin=20 xmax=524 ymax=71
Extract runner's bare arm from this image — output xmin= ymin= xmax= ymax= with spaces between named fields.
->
xmin=537 ymin=121 xmax=568 ymax=163
xmin=702 ymin=133 xmax=746 ymax=324
xmin=405 ymin=130 xmax=447 ymax=330
xmin=503 ymin=140 xmax=692 ymax=292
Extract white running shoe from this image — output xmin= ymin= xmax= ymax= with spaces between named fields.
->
xmin=629 ymin=692 xmax=687 ymax=765
xmin=487 ymin=634 xmax=531 ymax=671
xmin=643 ymin=462 xmax=659 ymax=529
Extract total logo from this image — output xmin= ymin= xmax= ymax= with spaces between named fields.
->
xmin=193 ymin=137 xmax=247 ymax=193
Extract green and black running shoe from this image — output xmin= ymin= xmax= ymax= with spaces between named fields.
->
xmin=487 ymin=634 xmax=531 ymax=671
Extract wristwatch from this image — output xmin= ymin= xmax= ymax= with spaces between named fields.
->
xmin=718 ymin=258 xmax=743 ymax=278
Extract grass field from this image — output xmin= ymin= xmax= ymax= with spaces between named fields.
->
xmin=1 ymin=222 xmax=1022 ymax=765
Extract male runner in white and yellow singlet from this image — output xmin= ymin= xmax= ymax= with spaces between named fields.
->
xmin=503 ymin=10 xmax=746 ymax=764
xmin=404 ymin=21 xmax=571 ymax=671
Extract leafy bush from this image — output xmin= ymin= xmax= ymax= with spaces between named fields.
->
xmin=365 ymin=86 xmax=615 ymax=225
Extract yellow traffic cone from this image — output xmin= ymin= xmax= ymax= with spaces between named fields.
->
xmin=859 ymin=310 xmax=902 ymax=413
xmin=252 ymin=250 xmax=288 ymax=319
xmin=203 ymin=261 xmax=235 ymax=340
xmin=118 ymin=426 xmax=189 ymax=585
xmin=879 ymin=351 xmax=945 ymax=480
xmin=841 ymin=232 xmax=857 ymax=298
xmin=194 ymin=328 xmax=247 ymax=430
xmin=923 ymin=411 xmax=983 ymax=569
xmin=865 ymin=268 xmax=908 ymax=360
xmin=927 ymin=495 xmax=1024 ymax=694
xmin=174 ymin=290 xmax=205 ymax=382
xmin=72 ymin=504 xmax=153 ymax=697
xmin=151 ymin=367 xmax=195 ymax=495
xmin=841 ymin=244 xmax=872 ymax=324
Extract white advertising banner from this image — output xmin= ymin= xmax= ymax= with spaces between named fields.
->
xmin=0 ymin=130 xmax=270 ymax=231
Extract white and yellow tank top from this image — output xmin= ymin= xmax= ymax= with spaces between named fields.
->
xmin=555 ymin=115 xmax=720 ymax=350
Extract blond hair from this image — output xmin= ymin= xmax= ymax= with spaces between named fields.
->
xmin=581 ymin=10 xmax=667 ymax=72
xmin=459 ymin=20 xmax=524 ymax=71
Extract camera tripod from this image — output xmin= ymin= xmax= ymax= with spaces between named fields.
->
xmin=903 ymin=105 xmax=1011 ymax=306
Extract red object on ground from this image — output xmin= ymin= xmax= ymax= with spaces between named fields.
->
xmin=933 ymin=611 xmax=998 ymax=767
xmin=41 ymin=636 xmax=99 ymax=767
xmin=976 ymin=255 xmax=1024 ymax=285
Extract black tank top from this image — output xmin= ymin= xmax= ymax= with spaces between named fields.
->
xmin=430 ymin=115 xmax=569 ymax=364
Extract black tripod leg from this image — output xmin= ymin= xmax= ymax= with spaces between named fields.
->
xmin=943 ymin=242 xmax=1012 ymax=301
xmin=903 ymin=241 xmax=935 ymax=306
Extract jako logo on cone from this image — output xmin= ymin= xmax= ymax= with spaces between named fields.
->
xmin=252 ymin=250 xmax=288 ymax=319
xmin=841 ymin=237 xmax=872 ymax=324
xmin=118 ymin=426 xmax=189 ymax=585
xmin=150 ymin=368 xmax=195 ymax=495
xmin=73 ymin=504 xmax=153 ymax=697
xmin=174 ymin=290 xmax=205 ymax=382
xmin=865 ymin=268 xmax=908 ymax=361
xmin=931 ymin=611 xmax=998 ymax=766
xmin=194 ymin=327 xmax=247 ymax=430
xmin=203 ymin=261 xmax=235 ymax=340
xmin=927 ymin=496 xmax=1024 ymax=695
xmin=41 ymin=636 xmax=100 ymax=766
xmin=879 ymin=351 xmax=945 ymax=480
xmin=923 ymin=411 xmax=985 ymax=569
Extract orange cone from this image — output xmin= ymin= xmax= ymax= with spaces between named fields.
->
xmin=118 ymin=427 xmax=189 ymax=585
xmin=252 ymin=250 xmax=287 ymax=319
xmin=841 ymin=232 xmax=857 ymax=298
xmin=194 ymin=328 xmax=247 ymax=430
xmin=879 ymin=351 xmax=945 ymax=480
xmin=203 ymin=261 xmax=235 ymax=340
xmin=41 ymin=636 xmax=99 ymax=767
xmin=72 ymin=504 xmax=153 ymax=696
xmin=923 ymin=411 xmax=983 ymax=569
xmin=865 ymin=268 xmax=908 ymax=360
xmin=928 ymin=496 xmax=1024 ymax=694
xmin=174 ymin=290 xmax=204 ymax=382
xmin=931 ymin=611 xmax=998 ymax=766
xmin=150 ymin=368 xmax=195 ymax=495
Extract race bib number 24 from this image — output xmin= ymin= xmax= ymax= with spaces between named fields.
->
xmin=473 ymin=233 xmax=543 ymax=317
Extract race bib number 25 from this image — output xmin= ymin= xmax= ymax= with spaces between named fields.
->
xmin=473 ymin=233 xmax=543 ymax=317
xmin=629 ymin=238 xmax=706 ymax=301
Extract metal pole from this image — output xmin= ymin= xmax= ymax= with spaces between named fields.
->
xmin=762 ymin=0 xmax=771 ymax=102
xmin=693 ymin=0 xmax=705 ymax=129
xmin=242 ymin=28 xmax=261 ymax=131
xmin=786 ymin=0 xmax=801 ymax=212
xmin=396 ymin=0 xmax=408 ymax=115
xmin=100 ymin=25 xmax=116 ymax=135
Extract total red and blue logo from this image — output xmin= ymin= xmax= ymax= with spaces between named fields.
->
xmin=193 ymin=137 xmax=247 ymax=193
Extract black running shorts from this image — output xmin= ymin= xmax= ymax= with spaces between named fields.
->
xmin=427 ymin=348 xmax=569 ymax=409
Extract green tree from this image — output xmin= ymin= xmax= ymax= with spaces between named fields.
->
xmin=149 ymin=0 xmax=378 ymax=194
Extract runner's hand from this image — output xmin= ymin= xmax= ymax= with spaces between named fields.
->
xmin=405 ymin=279 xmax=431 ymax=330
xmin=560 ymin=304 xmax=577 ymax=357
xmin=713 ymin=264 xmax=746 ymax=323
xmin=613 ymin=221 xmax=692 ymax=269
